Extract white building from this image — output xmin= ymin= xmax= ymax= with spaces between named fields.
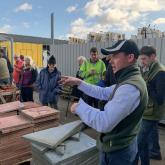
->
xmin=69 ymin=37 xmax=86 ymax=44
xmin=131 ymin=27 xmax=165 ymax=39
xmin=87 ymin=32 xmax=125 ymax=42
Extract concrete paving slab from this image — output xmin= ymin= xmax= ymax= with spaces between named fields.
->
xmin=31 ymin=133 xmax=98 ymax=165
xmin=23 ymin=120 xmax=83 ymax=149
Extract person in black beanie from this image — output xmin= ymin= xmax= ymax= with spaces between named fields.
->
xmin=36 ymin=55 xmax=61 ymax=109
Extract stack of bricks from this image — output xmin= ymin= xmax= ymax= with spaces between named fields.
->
xmin=0 ymin=102 xmax=60 ymax=165
xmin=0 ymin=115 xmax=33 ymax=165
xmin=0 ymin=101 xmax=20 ymax=117
xmin=21 ymin=106 xmax=60 ymax=132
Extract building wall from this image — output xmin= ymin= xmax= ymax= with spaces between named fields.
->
xmin=50 ymin=37 xmax=165 ymax=76
xmin=87 ymin=32 xmax=125 ymax=42
xmin=0 ymin=41 xmax=43 ymax=67
xmin=51 ymin=41 xmax=115 ymax=76
xmin=132 ymin=27 xmax=165 ymax=39
xmin=69 ymin=37 xmax=86 ymax=44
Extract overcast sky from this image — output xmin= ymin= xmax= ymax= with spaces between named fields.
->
xmin=0 ymin=0 xmax=165 ymax=39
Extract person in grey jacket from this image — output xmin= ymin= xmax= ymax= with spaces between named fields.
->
xmin=36 ymin=56 xmax=61 ymax=109
xmin=0 ymin=50 xmax=10 ymax=85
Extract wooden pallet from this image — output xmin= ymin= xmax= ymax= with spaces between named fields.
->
xmin=0 ymin=89 xmax=20 ymax=104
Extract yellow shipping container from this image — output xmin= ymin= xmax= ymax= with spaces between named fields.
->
xmin=0 ymin=41 xmax=43 ymax=67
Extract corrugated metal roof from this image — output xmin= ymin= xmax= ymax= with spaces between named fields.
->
xmin=0 ymin=33 xmax=68 ymax=45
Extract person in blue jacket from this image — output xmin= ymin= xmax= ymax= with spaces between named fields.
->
xmin=36 ymin=55 xmax=61 ymax=109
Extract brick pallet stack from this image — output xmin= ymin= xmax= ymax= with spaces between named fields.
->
xmin=0 ymin=101 xmax=20 ymax=117
xmin=0 ymin=101 xmax=42 ymax=118
xmin=0 ymin=115 xmax=33 ymax=165
xmin=0 ymin=102 xmax=60 ymax=165
xmin=20 ymin=106 xmax=60 ymax=132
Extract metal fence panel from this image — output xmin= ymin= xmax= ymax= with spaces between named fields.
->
xmin=50 ymin=38 xmax=165 ymax=76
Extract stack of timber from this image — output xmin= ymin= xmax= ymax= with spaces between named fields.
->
xmin=23 ymin=120 xmax=99 ymax=165
xmin=20 ymin=106 xmax=60 ymax=132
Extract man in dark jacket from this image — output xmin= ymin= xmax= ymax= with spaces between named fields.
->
xmin=134 ymin=46 xmax=165 ymax=165
xmin=36 ymin=56 xmax=61 ymax=109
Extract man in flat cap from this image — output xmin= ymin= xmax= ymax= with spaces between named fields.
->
xmin=60 ymin=40 xmax=148 ymax=165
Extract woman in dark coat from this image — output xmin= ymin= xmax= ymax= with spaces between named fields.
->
xmin=19 ymin=57 xmax=37 ymax=102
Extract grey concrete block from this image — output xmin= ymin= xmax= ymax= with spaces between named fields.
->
xmin=69 ymin=133 xmax=81 ymax=141
xmin=31 ymin=133 xmax=98 ymax=165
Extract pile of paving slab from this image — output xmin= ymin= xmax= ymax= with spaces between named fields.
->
xmin=0 ymin=101 xmax=60 ymax=165
xmin=23 ymin=120 xmax=99 ymax=165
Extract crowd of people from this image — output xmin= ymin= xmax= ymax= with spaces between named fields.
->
xmin=60 ymin=40 xmax=165 ymax=165
xmin=0 ymin=49 xmax=61 ymax=107
xmin=0 ymin=39 xmax=164 ymax=165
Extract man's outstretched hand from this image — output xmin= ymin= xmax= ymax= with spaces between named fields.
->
xmin=59 ymin=76 xmax=82 ymax=86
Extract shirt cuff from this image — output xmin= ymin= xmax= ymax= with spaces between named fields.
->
xmin=78 ymin=81 xmax=89 ymax=92
xmin=75 ymin=98 xmax=99 ymax=115
xmin=75 ymin=98 xmax=86 ymax=114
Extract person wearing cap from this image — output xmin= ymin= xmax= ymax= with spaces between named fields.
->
xmin=60 ymin=40 xmax=148 ymax=165
xmin=79 ymin=47 xmax=106 ymax=108
xmin=134 ymin=46 xmax=165 ymax=165
xmin=36 ymin=55 xmax=61 ymax=109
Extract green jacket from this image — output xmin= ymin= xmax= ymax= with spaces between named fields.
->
xmin=79 ymin=59 xmax=106 ymax=85
xmin=97 ymin=64 xmax=148 ymax=152
xmin=143 ymin=61 xmax=165 ymax=120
